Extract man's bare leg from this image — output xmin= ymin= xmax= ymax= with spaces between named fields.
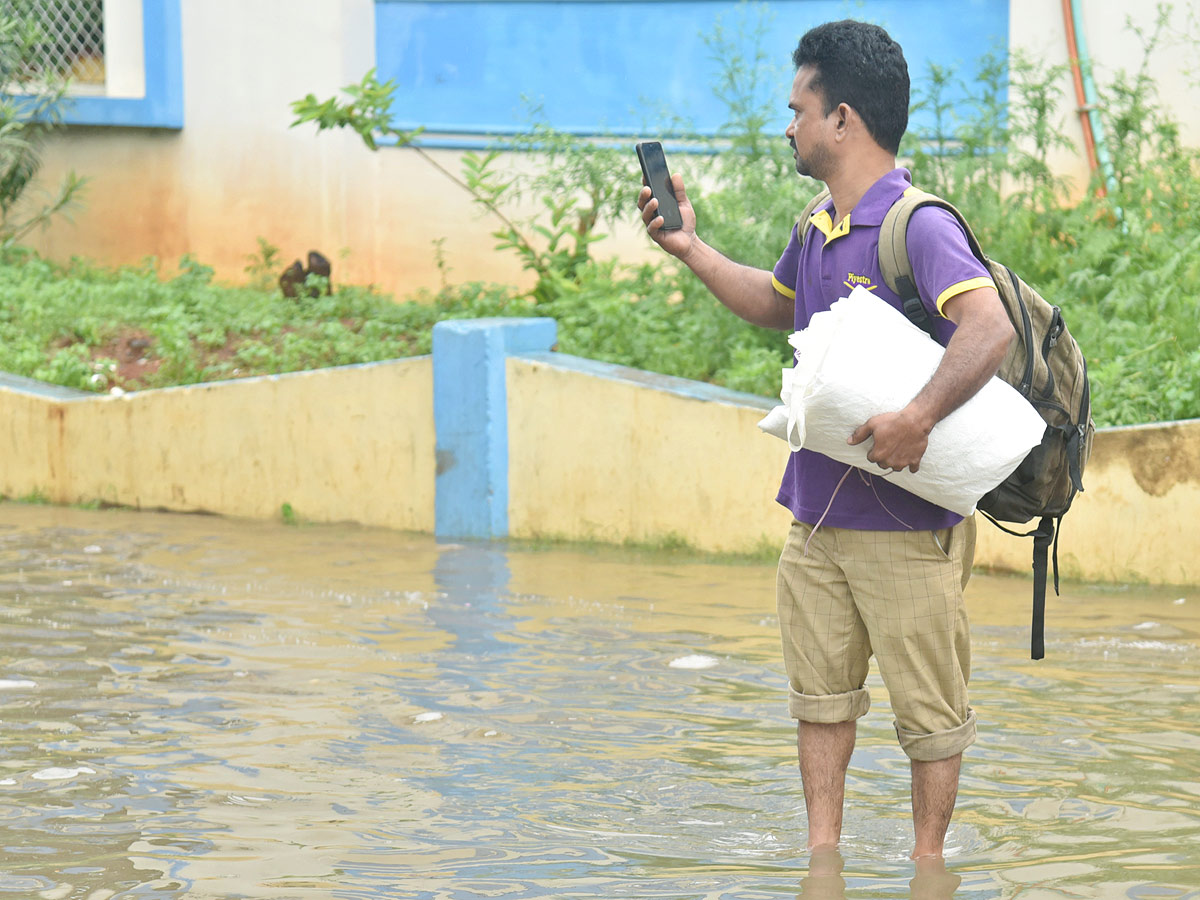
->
xmin=910 ymin=752 xmax=962 ymax=859
xmin=797 ymin=720 xmax=856 ymax=849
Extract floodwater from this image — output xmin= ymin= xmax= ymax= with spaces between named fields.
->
xmin=0 ymin=504 xmax=1197 ymax=900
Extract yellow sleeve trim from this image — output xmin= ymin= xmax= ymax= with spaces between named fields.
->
xmin=772 ymin=274 xmax=796 ymax=299
xmin=936 ymin=276 xmax=995 ymax=316
xmin=772 ymin=274 xmax=797 ymax=299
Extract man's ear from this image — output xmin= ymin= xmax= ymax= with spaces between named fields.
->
xmin=833 ymin=103 xmax=854 ymax=141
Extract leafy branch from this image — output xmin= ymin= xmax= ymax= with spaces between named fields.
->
xmin=290 ymin=72 xmax=528 ymax=263
xmin=291 ymin=70 xmax=623 ymax=304
xmin=0 ymin=10 xmax=88 ymax=245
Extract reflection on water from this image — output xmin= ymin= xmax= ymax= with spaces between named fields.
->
xmin=0 ymin=503 xmax=1196 ymax=899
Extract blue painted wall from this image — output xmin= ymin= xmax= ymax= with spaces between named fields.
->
xmin=375 ymin=0 xmax=1008 ymax=138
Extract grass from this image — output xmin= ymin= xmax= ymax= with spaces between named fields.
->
xmin=0 ymin=250 xmax=452 ymax=394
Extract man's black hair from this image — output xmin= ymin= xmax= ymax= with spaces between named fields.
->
xmin=792 ymin=20 xmax=910 ymax=155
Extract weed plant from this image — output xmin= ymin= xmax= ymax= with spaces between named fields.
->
xmin=0 ymin=5 xmax=1196 ymax=428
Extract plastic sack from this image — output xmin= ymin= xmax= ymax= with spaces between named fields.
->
xmin=757 ymin=286 xmax=1046 ymax=517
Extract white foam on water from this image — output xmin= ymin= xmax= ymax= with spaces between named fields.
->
xmin=83 ymin=545 xmax=102 ymax=554
xmin=1133 ymin=622 xmax=1159 ymax=631
xmin=31 ymin=766 xmax=96 ymax=781
xmin=1076 ymin=637 xmax=1189 ymax=653
xmin=0 ymin=779 xmax=15 ymax=786
xmin=413 ymin=712 xmax=444 ymax=723
xmin=0 ymin=679 xmax=36 ymax=690
xmin=669 ymin=655 xmax=719 ymax=670
xmin=227 ymin=795 xmax=269 ymax=805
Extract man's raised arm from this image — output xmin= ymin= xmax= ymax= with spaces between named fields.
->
xmin=639 ymin=173 xmax=794 ymax=332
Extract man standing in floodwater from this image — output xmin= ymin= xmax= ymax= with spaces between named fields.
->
xmin=637 ymin=20 xmax=1015 ymax=858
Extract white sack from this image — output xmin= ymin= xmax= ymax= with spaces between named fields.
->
xmin=757 ymin=286 xmax=1045 ymax=517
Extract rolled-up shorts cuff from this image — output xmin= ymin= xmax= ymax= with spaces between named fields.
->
xmin=895 ymin=708 xmax=978 ymax=761
xmin=788 ymin=684 xmax=871 ymax=723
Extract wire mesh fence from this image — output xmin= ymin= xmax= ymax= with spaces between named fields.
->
xmin=5 ymin=0 xmax=105 ymax=87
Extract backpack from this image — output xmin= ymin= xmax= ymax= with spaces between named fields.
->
xmin=797 ymin=187 xmax=1095 ymax=659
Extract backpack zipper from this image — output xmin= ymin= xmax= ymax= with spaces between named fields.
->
xmin=1039 ymin=307 xmax=1065 ymax=399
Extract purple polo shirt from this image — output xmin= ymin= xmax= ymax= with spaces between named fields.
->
xmin=771 ymin=168 xmax=994 ymax=531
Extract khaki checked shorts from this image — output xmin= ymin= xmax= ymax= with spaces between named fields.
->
xmin=776 ymin=517 xmax=977 ymax=762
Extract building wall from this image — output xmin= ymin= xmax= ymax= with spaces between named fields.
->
xmin=23 ymin=1 xmax=1200 ymax=300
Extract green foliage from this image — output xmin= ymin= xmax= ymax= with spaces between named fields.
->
xmin=0 ymin=6 xmax=87 ymax=244
xmin=291 ymin=68 xmax=424 ymax=151
xmin=16 ymin=487 xmax=50 ymax=505
xmin=904 ymin=2 xmax=1200 ymax=427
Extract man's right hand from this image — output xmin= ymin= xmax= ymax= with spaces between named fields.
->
xmin=638 ymin=173 xmax=697 ymax=261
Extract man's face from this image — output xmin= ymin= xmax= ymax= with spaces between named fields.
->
xmin=786 ymin=65 xmax=835 ymax=180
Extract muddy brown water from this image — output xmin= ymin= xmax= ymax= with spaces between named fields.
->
xmin=0 ymin=503 xmax=1196 ymax=899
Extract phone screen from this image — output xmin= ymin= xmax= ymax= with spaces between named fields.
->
xmin=636 ymin=141 xmax=683 ymax=230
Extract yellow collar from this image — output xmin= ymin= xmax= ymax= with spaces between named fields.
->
xmin=809 ymin=208 xmax=852 ymax=242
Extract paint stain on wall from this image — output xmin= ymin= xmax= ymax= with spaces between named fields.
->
xmin=1091 ymin=423 xmax=1200 ymax=497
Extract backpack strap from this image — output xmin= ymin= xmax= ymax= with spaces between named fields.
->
xmin=978 ymin=510 xmax=1059 ymax=660
xmin=878 ymin=189 xmax=992 ymax=342
xmin=796 ymin=188 xmax=832 ymax=248
xmin=1029 ymin=516 xmax=1058 ymax=661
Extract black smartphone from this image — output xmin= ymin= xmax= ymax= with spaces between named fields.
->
xmin=635 ymin=141 xmax=683 ymax=230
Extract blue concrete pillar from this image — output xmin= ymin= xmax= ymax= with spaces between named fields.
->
xmin=432 ymin=317 xmax=557 ymax=539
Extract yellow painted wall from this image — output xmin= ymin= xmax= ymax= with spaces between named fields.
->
xmin=2 ymin=347 xmax=1197 ymax=586
xmin=975 ymin=420 xmax=1200 ymax=586
xmin=506 ymin=357 xmax=794 ymax=554
xmin=506 ymin=354 xmax=1200 ymax=587
xmin=0 ymin=358 xmax=436 ymax=531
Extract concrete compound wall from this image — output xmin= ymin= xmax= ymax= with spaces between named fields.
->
xmin=3 ymin=318 xmax=1197 ymax=588
xmin=0 ymin=358 xmax=436 ymax=531
xmin=506 ymin=354 xmax=793 ymax=553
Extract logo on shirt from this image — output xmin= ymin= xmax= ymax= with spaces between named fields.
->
xmin=843 ymin=272 xmax=878 ymax=292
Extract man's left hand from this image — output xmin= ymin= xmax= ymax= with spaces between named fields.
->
xmin=848 ymin=408 xmax=933 ymax=474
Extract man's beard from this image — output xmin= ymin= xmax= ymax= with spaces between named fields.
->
xmin=792 ymin=138 xmax=832 ymax=181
